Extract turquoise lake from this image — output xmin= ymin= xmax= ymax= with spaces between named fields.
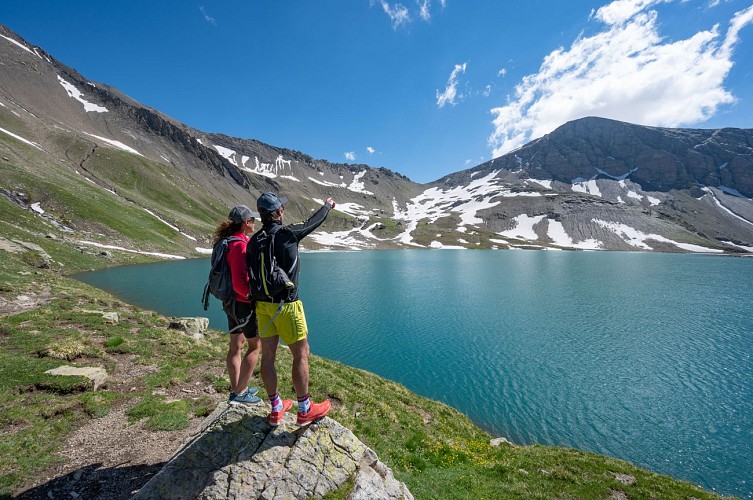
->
xmin=76 ymin=250 xmax=753 ymax=498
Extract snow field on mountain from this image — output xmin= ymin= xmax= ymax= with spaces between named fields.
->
xmin=57 ymin=76 xmax=108 ymax=113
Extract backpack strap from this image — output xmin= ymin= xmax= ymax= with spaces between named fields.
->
xmin=258 ymin=299 xmax=285 ymax=336
xmin=202 ymin=282 xmax=211 ymax=311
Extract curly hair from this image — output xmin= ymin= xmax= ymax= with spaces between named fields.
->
xmin=212 ymin=219 xmax=244 ymax=244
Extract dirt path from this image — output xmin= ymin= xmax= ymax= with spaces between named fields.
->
xmin=13 ymin=355 xmax=226 ymax=499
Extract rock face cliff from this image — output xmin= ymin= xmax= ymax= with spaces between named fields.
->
xmin=462 ymin=117 xmax=753 ymax=198
xmin=133 ymin=403 xmax=413 ymax=500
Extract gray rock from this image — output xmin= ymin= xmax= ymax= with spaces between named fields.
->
xmin=168 ymin=317 xmax=209 ymax=339
xmin=134 ymin=403 xmax=412 ymax=499
xmin=12 ymin=239 xmax=52 ymax=268
xmin=44 ymin=366 xmax=108 ymax=391
xmin=348 ymin=448 xmax=413 ymax=500
xmin=81 ymin=310 xmax=119 ymax=324
xmin=490 ymin=437 xmax=513 ymax=447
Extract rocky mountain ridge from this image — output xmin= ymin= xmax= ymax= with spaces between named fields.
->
xmin=1 ymin=23 xmax=752 ymax=255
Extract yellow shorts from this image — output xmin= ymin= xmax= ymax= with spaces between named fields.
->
xmin=256 ymin=300 xmax=308 ymax=345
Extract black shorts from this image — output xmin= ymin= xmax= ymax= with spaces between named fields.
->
xmin=223 ymin=299 xmax=258 ymax=338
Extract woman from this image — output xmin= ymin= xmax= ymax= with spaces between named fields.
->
xmin=212 ymin=204 xmax=262 ymax=405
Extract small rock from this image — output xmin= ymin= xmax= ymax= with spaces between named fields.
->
xmin=81 ymin=310 xmax=119 ymax=324
xmin=490 ymin=437 xmax=513 ymax=447
xmin=612 ymin=472 xmax=636 ymax=485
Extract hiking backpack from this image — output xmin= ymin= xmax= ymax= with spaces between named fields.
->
xmin=247 ymin=225 xmax=295 ymax=302
xmin=201 ymin=236 xmax=243 ymax=310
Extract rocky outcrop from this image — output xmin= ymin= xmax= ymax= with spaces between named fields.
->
xmin=44 ymin=366 xmax=108 ymax=391
xmin=133 ymin=403 xmax=413 ymax=499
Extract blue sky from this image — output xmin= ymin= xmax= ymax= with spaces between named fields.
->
xmin=3 ymin=0 xmax=753 ymax=183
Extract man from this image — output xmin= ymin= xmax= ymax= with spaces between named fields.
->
xmin=249 ymin=192 xmax=335 ymax=426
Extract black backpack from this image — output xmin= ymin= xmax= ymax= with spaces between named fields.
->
xmin=201 ymin=236 xmax=242 ymax=310
xmin=247 ymin=225 xmax=295 ymax=302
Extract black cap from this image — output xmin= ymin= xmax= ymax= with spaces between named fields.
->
xmin=257 ymin=192 xmax=288 ymax=212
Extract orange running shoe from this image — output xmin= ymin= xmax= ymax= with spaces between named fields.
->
xmin=269 ymin=399 xmax=293 ymax=426
xmin=297 ymin=399 xmax=331 ymax=425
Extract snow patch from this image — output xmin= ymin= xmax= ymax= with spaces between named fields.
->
xmin=720 ymin=241 xmax=753 ymax=252
xmin=0 ymin=126 xmax=44 ymax=151
xmin=348 ymin=170 xmax=374 ymax=195
xmin=213 ymin=145 xmax=237 ymax=164
xmin=1 ymin=34 xmax=42 ymax=58
xmin=595 ymin=167 xmax=638 ymax=181
xmin=77 ymin=241 xmax=185 ymax=259
xmin=627 ymin=191 xmax=643 ymax=201
xmin=546 ymin=219 xmax=602 ymax=249
xmin=571 ymin=179 xmax=601 ymax=197
xmin=429 ymin=241 xmax=465 ymax=249
xmin=142 ymin=208 xmax=196 ymax=241
xmin=593 ymin=219 xmax=723 ymax=253
xmin=58 ymin=76 xmax=108 ymax=113
xmin=528 ymin=178 xmax=552 ymax=189
xmin=499 ymin=214 xmax=545 ymax=240
xmin=702 ymin=187 xmax=753 ymax=227
xmin=84 ymin=133 xmax=143 ymax=157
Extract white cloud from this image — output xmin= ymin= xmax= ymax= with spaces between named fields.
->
xmin=367 ymin=146 xmax=376 ymax=154
xmin=590 ymin=0 xmax=670 ymax=26
xmin=198 ymin=6 xmax=216 ymax=25
xmin=489 ymin=1 xmax=753 ymax=157
xmin=372 ymin=0 xmax=445 ymax=28
xmin=372 ymin=0 xmax=411 ymax=29
xmin=498 ymin=67 xmax=507 ymax=77
xmin=436 ymin=62 xmax=468 ymax=108
xmin=345 ymin=151 xmax=356 ymax=161
xmin=418 ymin=0 xmax=431 ymax=21
xmin=483 ymin=84 xmax=491 ymax=97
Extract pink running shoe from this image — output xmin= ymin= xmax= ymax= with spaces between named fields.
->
xmin=269 ymin=399 xmax=293 ymax=426
xmin=297 ymin=400 xmax=331 ymax=425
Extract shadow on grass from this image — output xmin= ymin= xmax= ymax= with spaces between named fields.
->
xmin=14 ymin=408 xmax=309 ymax=499
xmin=14 ymin=462 xmax=165 ymax=500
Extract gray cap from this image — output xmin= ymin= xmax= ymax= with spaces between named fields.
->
xmin=257 ymin=192 xmax=288 ymax=212
xmin=228 ymin=205 xmax=259 ymax=223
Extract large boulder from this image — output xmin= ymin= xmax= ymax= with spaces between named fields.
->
xmin=134 ymin=402 xmax=413 ymax=499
